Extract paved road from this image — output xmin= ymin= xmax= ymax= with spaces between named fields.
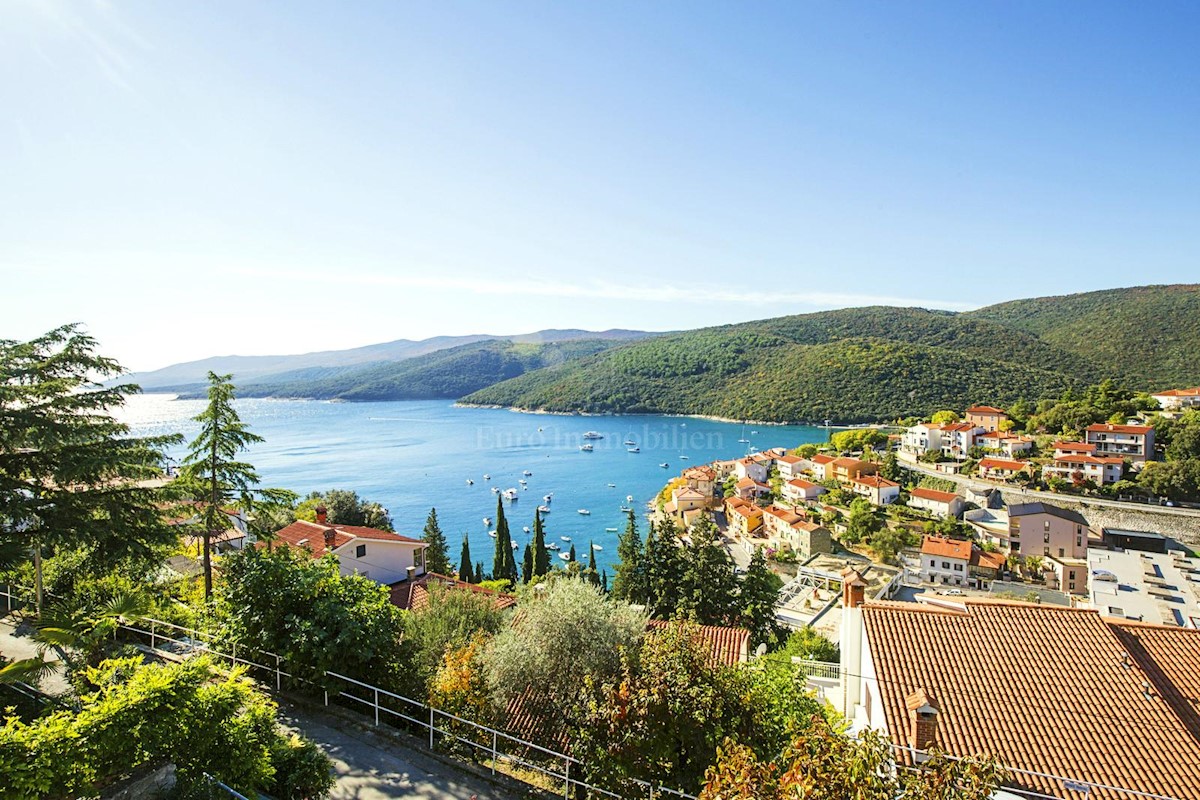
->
xmin=278 ymin=702 xmax=522 ymax=800
xmin=0 ymin=614 xmax=72 ymax=696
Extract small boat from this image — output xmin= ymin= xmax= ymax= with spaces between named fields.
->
xmin=605 ymin=527 xmax=618 ymax=532
xmin=548 ymin=542 xmax=560 ymax=551
xmin=582 ymin=431 xmax=604 ymax=440
xmin=619 ymin=506 xmax=632 ymax=512
xmin=538 ymin=505 xmax=551 ymax=513
xmin=679 ymin=455 xmax=689 ymax=460
xmin=558 ymin=552 xmax=571 ymax=561
xmin=626 ymin=495 xmax=634 ymax=503
xmin=519 ymin=479 xmax=528 ymax=485
xmin=627 ymin=447 xmax=640 ymax=453
xmin=737 ymin=438 xmax=750 ymax=444
xmin=523 ymin=526 xmax=531 ymax=533
xmin=483 ymin=517 xmax=492 ymax=526
xmin=523 ymin=470 xmax=533 ymax=476
xmin=623 ymin=439 xmax=636 ymax=446
xmin=488 ymin=530 xmax=497 ymax=537
xmin=578 ymin=509 xmax=590 ymax=516
xmin=592 ymin=544 xmax=603 ymax=551
xmin=543 ymin=494 xmax=553 ymax=502
xmin=511 ymin=541 xmax=519 ymax=549
xmin=607 ymin=483 xmax=616 ymax=488
xmin=580 ymin=444 xmax=594 ymax=452
xmin=484 ymin=474 xmax=491 ymax=480
xmin=491 ymin=487 xmax=500 ymax=494
xmin=560 ymin=535 xmax=571 ymax=542
xmin=659 ymin=462 xmax=669 ymax=468
xmin=466 ymin=479 xmax=474 ymax=485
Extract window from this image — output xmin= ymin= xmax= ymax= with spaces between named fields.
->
xmin=1043 ymin=531 xmax=1050 ymax=543
xmin=1058 ymin=548 xmax=1064 ymax=557
xmin=1069 ymin=581 xmax=1076 ymax=591
xmin=953 ymin=564 xmax=963 ymax=571
xmin=355 ymin=544 xmax=366 ymax=558
xmin=942 ymin=561 xmax=950 ymax=569
xmin=1043 ymin=546 xmax=1050 ymax=556
xmin=1044 ymin=521 xmax=1050 ymax=532
xmin=930 ymin=559 xmax=936 ymax=567
xmin=1076 ymin=534 xmax=1083 ymax=547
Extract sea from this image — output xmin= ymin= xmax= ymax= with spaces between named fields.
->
xmin=117 ymin=395 xmax=829 ymax=574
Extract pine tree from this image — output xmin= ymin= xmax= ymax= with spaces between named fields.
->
xmin=181 ymin=372 xmax=294 ymax=600
xmin=678 ymin=515 xmax=736 ymax=625
xmin=644 ymin=519 xmax=685 ymax=617
xmin=422 ymin=507 xmax=451 ymax=575
xmin=739 ymin=546 xmax=782 ymax=649
xmin=611 ymin=509 xmax=647 ymax=603
xmin=458 ymin=535 xmax=473 ymax=582
xmin=532 ymin=509 xmax=550 ymax=577
xmin=522 ymin=543 xmax=534 ymax=584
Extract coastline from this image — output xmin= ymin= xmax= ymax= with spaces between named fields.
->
xmin=453 ymin=401 xmax=890 ymax=430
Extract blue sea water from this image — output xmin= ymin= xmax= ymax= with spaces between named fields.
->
xmin=117 ymin=396 xmax=828 ymax=574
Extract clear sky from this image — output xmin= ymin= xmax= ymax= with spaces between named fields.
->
xmin=3 ymin=1 xmax=1198 ymax=371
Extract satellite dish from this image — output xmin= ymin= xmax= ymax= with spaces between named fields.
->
xmin=754 ymin=643 xmax=768 ymax=658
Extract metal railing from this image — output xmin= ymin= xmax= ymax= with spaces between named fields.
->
xmin=791 ymin=657 xmax=840 ymax=679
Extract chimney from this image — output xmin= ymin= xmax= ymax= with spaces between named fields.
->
xmin=905 ymin=688 xmax=939 ymax=761
xmin=841 ymin=567 xmax=867 ymax=609
xmin=406 ymin=565 xmax=416 ymax=582
xmin=323 ymin=527 xmax=336 ymax=551
xmin=316 ymin=505 xmax=328 ymax=525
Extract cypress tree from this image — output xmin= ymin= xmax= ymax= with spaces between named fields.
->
xmin=568 ymin=543 xmax=577 ymax=562
xmin=601 ymin=569 xmax=609 ymax=592
xmin=522 ymin=543 xmax=534 ymax=584
xmin=611 ymin=509 xmax=646 ymax=603
xmin=475 ymin=561 xmax=485 ymax=582
xmin=458 ymin=535 xmax=473 ymax=582
xmin=492 ymin=496 xmax=511 ymax=581
xmin=532 ymin=509 xmax=550 ymax=577
xmin=586 ymin=541 xmax=600 ymax=586
xmin=678 ymin=515 xmax=735 ymax=625
xmin=739 ymin=546 xmax=782 ymax=649
xmin=422 ymin=507 xmax=451 ymax=575
xmin=644 ymin=519 xmax=684 ymax=618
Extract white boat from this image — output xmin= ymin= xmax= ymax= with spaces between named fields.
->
xmin=511 ymin=541 xmax=519 ymax=549
xmin=582 ymin=431 xmax=604 ymax=440
xmin=484 ymin=474 xmax=491 ymax=480
xmin=523 ymin=526 xmax=531 ymax=533
xmin=483 ymin=517 xmax=491 ymax=526
xmin=547 ymin=542 xmax=560 ymax=551
xmin=592 ymin=544 xmax=603 ymax=551
xmin=623 ymin=439 xmax=636 ymax=446
xmin=466 ymin=479 xmax=474 ymax=485
xmin=523 ymin=470 xmax=533 ymax=476
xmin=538 ymin=505 xmax=551 ymax=513
xmin=558 ymin=552 xmax=571 ymax=561
xmin=659 ymin=462 xmax=669 ymax=468
xmin=607 ymin=483 xmax=616 ymax=488
xmin=491 ymin=487 xmax=500 ymax=494
xmin=737 ymin=438 xmax=750 ymax=444
xmin=679 ymin=455 xmax=688 ymax=460
xmin=580 ymin=444 xmax=594 ymax=452
xmin=626 ymin=495 xmax=634 ymax=503
xmin=627 ymin=447 xmax=640 ymax=453
xmin=504 ymin=488 xmax=519 ymax=499
xmin=605 ymin=527 xmax=618 ymax=532
xmin=619 ymin=506 xmax=632 ymax=512
xmin=488 ymin=530 xmax=497 ymax=537
xmin=543 ymin=494 xmax=553 ymax=502
xmin=519 ymin=479 xmax=527 ymax=485
xmin=560 ymin=535 xmax=571 ymax=542
xmin=577 ymin=509 xmax=590 ymax=515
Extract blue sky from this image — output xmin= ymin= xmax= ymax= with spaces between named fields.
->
xmin=2 ymin=1 xmax=1197 ymax=371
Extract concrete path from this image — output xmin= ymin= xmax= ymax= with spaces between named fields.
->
xmin=277 ymin=701 xmax=526 ymax=800
xmin=0 ymin=613 xmax=72 ymax=696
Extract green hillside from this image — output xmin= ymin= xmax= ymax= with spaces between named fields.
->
xmin=966 ymin=284 xmax=1200 ymax=388
xmin=461 ymin=307 xmax=1098 ymax=423
xmin=234 ymin=339 xmax=623 ymax=401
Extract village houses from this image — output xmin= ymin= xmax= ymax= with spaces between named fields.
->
xmin=907 ymin=487 xmax=964 ymax=519
xmin=1084 ymin=423 xmax=1155 ymax=466
xmin=272 ymin=506 xmax=428 ymax=586
xmin=964 ymin=405 xmax=1008 ymax=432
xmin=850 ymin=474 xmax=900 ymax=505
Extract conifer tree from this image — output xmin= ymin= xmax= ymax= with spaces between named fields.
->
xmin=678 ymin=515 xmax=736 ymax=625
xmin=522 ymin=543 xmax=534 ymax=583
xmin=611 ymin=509 xmax=647 ymax=604
xmin=739 ymin=546 xmax=782 ymax=649
xmin=568 ymin=543 xmax=577 ymax=562
xmin=422 ymin=507 xmax=451 ymax=574
xmin=492 ymin=496 xmax=511 ymax=581
xmin=458 ymin=535 xmax=473 ymax=582
xmin=475 ymin=561 xmax=485 ymax=582
xmin=644 ymin=519 xmax=684 ymax=617
xmin=531 ymin=509 xmax=550 ymax=577
xmin=181 ymin=372 xmax=294 ymax=600
xmin=601 ymin=569 xmax=608 ymax=592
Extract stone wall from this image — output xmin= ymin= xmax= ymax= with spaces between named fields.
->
xmin=994 ymin=489 xmax=1200 ymax=547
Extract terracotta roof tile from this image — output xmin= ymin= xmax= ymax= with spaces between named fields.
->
xmin=861 ymin=602 xmax=1200 ymax=799
xmin=920 ymin=535 xmax=971 ymax=560
xmin=966 ymin=406 xmax=1007 ymax=414
xmin=646 ymin=619 xmax=749 ymax=667
xmin=909 ymin=487 xmax=959 ymax=504
xmin=1085 ymin=423 xmax=1152 ymax=435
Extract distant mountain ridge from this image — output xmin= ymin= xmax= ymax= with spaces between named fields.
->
xmin=461 ymin=285 xmax=1200 ymax=423
xmin=126 ymin=328 xmax=651 ymax=390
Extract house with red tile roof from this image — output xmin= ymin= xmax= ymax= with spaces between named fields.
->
xmin=977 ymin=457 xmax=1032 ymax=481
xmin=682 ymin=464 xmax=716 ymax=495
xmin=964 ymin=405 xmax=1008 ymax=432
xmin=733 ymin=475 xmax=770 ymax=500
xmin=810 ymin=453 xmax=836 ymax=481
xmin=733 ymin=457 xmax=768 ymax=484
xmin=1085 ymin=423 xmax=1155 ymax=466
xmin=646 ymin=619 xmax=750 ymax=666
xmin=1151 ymin=386 xmax=1200 ymax=411
xmin=1053 ymin=440 xmax=1096 ymax=458
xmin=271 ymin=510 xmax=427 ymax=586
xmin=389 ymin=572 xmax=517 ymax=612
xmin=975 ymin=430 xmax=1033 ymax=458
xmin=907 ymin=487 xmax=964 ymax=519
xmin=900 ymin=422 xmax=945 ymax=458
xmin=786 ymin=519 xmax=833 ymax=559
xmin=762 ymin=504 xmax=803 ymax=543
xmin=1043 ymin=454 xmax=1126 ymax=486
xmin=782 ymin=477 xmax=826 ymax=505
xmin=726 ymin=500 xmax=764 ymax=538
xmin=830 ymin=457 xmax=877 ymax=483
xmin=938 ymin=422 xmax=986 ymax=459
xmin=850 ymin=474 xmax=900 ymax=506
xmin=842 ymin=600 xmax=1200 ymax=800
xmin=775 ymin=454 xmax=806 ymax=481
xmin=918 ymin=535 xmax=972 ymax=585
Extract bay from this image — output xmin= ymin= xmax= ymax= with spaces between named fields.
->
xmin=117 ymin=395 xmax=829 ymax=574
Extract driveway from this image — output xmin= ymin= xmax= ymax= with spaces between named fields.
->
xmin=278 ymin=701 xmax=525 ymax=800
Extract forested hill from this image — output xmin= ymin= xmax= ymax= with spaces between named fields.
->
xmin=460 ymin=307 xmax=1098 ymax=423
xmin=213 ymin=339 xmax=627 ymax=402
xmin=965 ymin=284 xmax=1200 ymax=388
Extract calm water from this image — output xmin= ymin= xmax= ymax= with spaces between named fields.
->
xmin=117 ymin=396 xmax=828 ymax=574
